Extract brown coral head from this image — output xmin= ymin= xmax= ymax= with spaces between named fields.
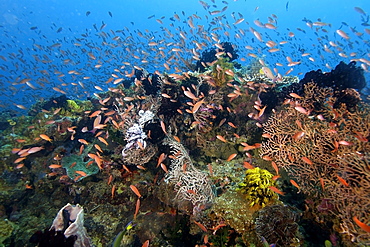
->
xmin=255 ymin=204 xmax=301 ymax=246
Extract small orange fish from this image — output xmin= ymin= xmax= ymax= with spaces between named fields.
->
xmin=262 ymin=155 xmax=272 ymax=161
xmin=160 ymin=120 xmax=167 ymax=135
xmin=53 ymin=108 xmax=62 ymax=115
xmin=173 ymin=136 xmax=181 ymax=142
xmin=25 ymin=184 xmax=33 ymax=189
xmin=124 ymin=96 xmax=135 ymax=102
xmin=353 ymin=132 xmax=368 ymax=142
xmin=262 ymin=133 xmax=272 ymax=138
xmin=134 ymin=198 xmax=140 ymax=220
xmin=27 ymin=146 xmax=44 ymax=154
xmin=136 ymin=165 xmax=146 ymax=170
xmin=194 ymin=221 xmax=208 ymax=232
xmin=111 ymin=185 xmax=116 ymax=199
xmin=294 ymin=106 xmax=309 ymax=115
xmin=12 ymin=148 xmax=21 ymax=154
xmin=290 ymin=179 xmax=300 ymax=191
xmin=78 ymin=139 xmax=89 ymax=145
xmin=192 ymin=99 xmax=204 ymax=113
xmin=216 ymin=135 xmax=227 ymax=143
xmin=338 ymin=140 xmax=353 ymax=146
xmin=320 ymin=177 xmax=325 ymax=191
xmin=292 ymin=131 xmax=305 ymax=141
xmin=79 ymin=145 xmax=84 ymax=155
xmin=142 ymin=240 xmax=150 ymax=247
xmin=130 ymin=184 xmax=142 ymax=198
xmin=104 ymin=110 xmax=116 ymax=116
xmin=337 ymin=175 xmax=349 ymax=187
xmin=122 ymin=164 xmax=131 ymax=173
xmin=98 ymin=136 xmax=109 ymax=146
xmin=207 ymin=163 xmax=213 ymax=176
xmin=94 ymin=144 xmax=103 ymax=153
xmin=226 ymin=153 xmax=237 ymax=161
xmin=269 ymin=186 xmax=285 ymax=195
xmin=353 ymin=216 xmax=370 ymax=233
xmin=160 ymin=163 xmax=168 ymax=173
xmin=289 ymin=93 xmax=302 ymax=99
xmin=107 ymin=174 xmax=113 ymax=185
xmin=89 ymin=110 xmax=101 ymax=118
xmin=157 ymin=153 xmax=166 ymax=168
xmin=301 ymin=157 xmax=313 ymax=165
xmin=258 ymin=105 xmax=267 ymax=118
xmin=242 ymin=143 xmax=258 ymax=151
xmin=182 ymin=163 xmax=187 ymax=172
xmin=204 ymin=234 xmax=209 ymax=244
xmin=271 ymin=161 xmax=279 ymax=174
xmin=227 ymin=122 xmax=237 ymax=128
xmin=15 ymin=104 xmax=27 ymax=110
xmin=94 ymin=124 xmax=107 ymax=129
xmin=75 ymin=170 xmax=87 ymax=177
xmin=49 ymin=164 xmax=62 ymax=169
xmin=16 ymin=163 xmax=24 ymax=169
xmin=40 ymin=134 xmax=52 ymax=142
xmin=161 ymin=93 xmax=171 ymax=98
xmin=183 ymin=90 xmax=198 ymax=100
xmin=243 ymin=161 xmax=255 ymax=169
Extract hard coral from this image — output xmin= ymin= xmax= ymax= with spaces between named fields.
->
xmin=255 ymin=204 xmax=301 ymax=246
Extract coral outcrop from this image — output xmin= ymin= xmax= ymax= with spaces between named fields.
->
xmin=50 ymin=203 xmax=92 ymax=247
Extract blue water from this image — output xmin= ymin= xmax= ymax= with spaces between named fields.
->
xmin=0 ymin=0 xmax=369 ymax=111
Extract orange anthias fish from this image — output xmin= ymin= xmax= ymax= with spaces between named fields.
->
xmin=40 ymin=134 xmax=52 ymax=142
xmin=130 ymin=184 xmax=142 ymax=198
xmin=353 ymin=216 xmax=370 ymax=233
xmin=269 ymin=186 xmax=285 ymax=195
xmin=216 ymin=135 xmax=227 ymax=143
xmin=226 ymin=153 xmax=237 ymax=161
xmin=243 ymin=161 xmax=255 ymax=169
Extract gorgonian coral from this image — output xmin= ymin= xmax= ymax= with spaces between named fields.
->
xmin=260 ymin=82 xmax=370 ymax=244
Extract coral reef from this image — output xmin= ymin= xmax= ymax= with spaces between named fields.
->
xmin=0 ymin=34 xmax=367 ymax=247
